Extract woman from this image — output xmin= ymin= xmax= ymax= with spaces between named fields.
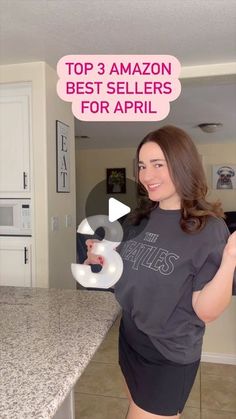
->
xmin=85 ymin=125 xmax=236 ymax=419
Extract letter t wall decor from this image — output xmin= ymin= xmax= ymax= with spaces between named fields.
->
xmin=56 ymin=120 xmax=70 ymax=192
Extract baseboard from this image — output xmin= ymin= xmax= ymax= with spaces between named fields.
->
xmin=201 ymin=351 xmax=236 ymax=365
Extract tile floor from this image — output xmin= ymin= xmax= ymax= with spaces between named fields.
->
xmin=74 ymin=315 xmax=236 ymax=419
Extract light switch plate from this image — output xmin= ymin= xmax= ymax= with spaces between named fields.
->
xmin=65 ymin=214 xmax=72 ymax=228
xmin=51 ymin=216 xmax=59 ymax=231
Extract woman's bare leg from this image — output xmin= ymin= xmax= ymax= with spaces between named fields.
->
xmin=121 ymin=374 xmax=132 ymax=403
xmin=127 ymin=400 xmax=181 ymax=419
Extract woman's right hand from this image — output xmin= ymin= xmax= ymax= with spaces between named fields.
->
xmin=84 ymin=239 xmax=104 ymax=266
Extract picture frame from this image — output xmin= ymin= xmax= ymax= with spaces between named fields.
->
xmin=212 ymin=164 xmax=236 ymax=190
xmin=56 ymin=120 xmax=70 ymax=193
xmin=106 ymin=168 xmax=126 ymax=194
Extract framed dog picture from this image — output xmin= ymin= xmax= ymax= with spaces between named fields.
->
xmin=212 ymin=165 xmax=236 ymax=190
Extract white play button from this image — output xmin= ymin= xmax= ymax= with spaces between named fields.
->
xmin=108 ymin=198 xmax=131 ymax=222
xmin=85 ymin=178 xmax=149 ymax=241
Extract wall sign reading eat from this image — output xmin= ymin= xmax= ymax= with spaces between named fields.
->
xmin=56 ymin=120 xmax=70 ymax=193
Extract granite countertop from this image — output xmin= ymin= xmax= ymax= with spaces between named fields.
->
xmin=0 ymin=286 xmax=121 ymax=419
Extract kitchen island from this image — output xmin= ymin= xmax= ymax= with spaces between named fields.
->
xmin=0 ymin=286 xmax=121 ymax=419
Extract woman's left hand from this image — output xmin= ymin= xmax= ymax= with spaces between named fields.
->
xmin=223 ymin=231 xmax=236 ymax=263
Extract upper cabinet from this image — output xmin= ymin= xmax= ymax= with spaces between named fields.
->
xmin=0 ymin=83 xmax=31 ymax=198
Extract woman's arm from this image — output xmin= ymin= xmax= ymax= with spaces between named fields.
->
xmin=192 ymin=231 xmax=236 ymax=323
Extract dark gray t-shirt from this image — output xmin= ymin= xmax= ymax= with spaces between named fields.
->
xmin=115 ymin=207 xmax=235 ymax=364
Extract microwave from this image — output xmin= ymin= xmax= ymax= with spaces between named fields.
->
xmin=0 ymin=199 xmax=31 ymax=236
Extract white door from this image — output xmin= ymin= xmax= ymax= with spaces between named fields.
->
xmin=0 ymin=83 xmax=31 ymax=197
xmin=0 ymin=238 xmax=32 ymax=287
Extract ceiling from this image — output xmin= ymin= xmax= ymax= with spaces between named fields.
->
xmin=1 ymin=0 xmax=236 ymax=148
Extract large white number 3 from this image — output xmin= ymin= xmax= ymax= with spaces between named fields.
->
xmin=71 ymin=215 xmax=124 ymax=288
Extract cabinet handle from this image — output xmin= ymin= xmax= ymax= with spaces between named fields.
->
xmin=24 ymin=247 xmax=28 ymax=264
xmin=23 ymin=172 xmax=27 ymax=189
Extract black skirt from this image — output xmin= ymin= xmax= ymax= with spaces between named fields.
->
xmin=119 ymin=311 xmax=200 ymax=416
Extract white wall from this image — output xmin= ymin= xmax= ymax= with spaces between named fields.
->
xmin=45 ymin=63 xmax=76 ymax=289
xmin=197 ymin=142 xmax=236 ymax=359
xmin=0 ymin=62 xmax=76 ymax=289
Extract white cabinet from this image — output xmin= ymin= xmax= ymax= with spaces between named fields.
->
xmin=0 ymin=83 xmax=31 ymax=198
xmin=0 ymin=237 xmax=32 ymax=287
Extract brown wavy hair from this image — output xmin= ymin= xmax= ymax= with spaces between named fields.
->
xmin=130 ymin=125 xmax=224 ymax=233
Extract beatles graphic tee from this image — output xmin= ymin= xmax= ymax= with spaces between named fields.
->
xmin=115 ymin=207 xmax=235 ymax=364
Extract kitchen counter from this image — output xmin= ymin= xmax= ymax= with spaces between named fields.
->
xmin=0 ymin=286 xmax=121 ymax=419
